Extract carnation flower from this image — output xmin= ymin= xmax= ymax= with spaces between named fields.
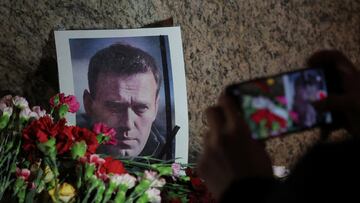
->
xmin=172 ymin=163 xmax=181 ymax=177
xmin=71 ymin=126 xmax=99 ymax=155
xmin=150 ymin=177 xmax=166 ymax=188
xmin=31 ymin=106 xmax=46 ymax=119
xmin=22 ymin=116 xmax=59 ymax=153
xmin=89 ymin=154 xmax=106 ymax=166
xmin=55 ymin=124 xmax=75 ymax=155
xmin=43 ymin=166 xmax=55 ymax=183
xmin=145 ymin=188 xmax=161 ymax=203
xmin=16 ymin=168 xmax=30 ymax=181
xmin=13 ymin=96 xmax=28 ymax=109
xmin=110 ymin=173 xmax=137 ymax=189
xmin=93 ymin=123 xmax=117 ymax=145
xmin=0 ymin=102 xmax=8 ymax=112
xmin=0 ymin=93 xmax=201 ymax=203
xmin=63 ymin=95 xmax=80 ymax=113
xmin=98 ymin=157 xmax=127 ymax=176
xmin=1 ymin=106 xmax=13 ymax=117
xmin=144 ymin=170 xmax=158 ymax=181
xmin=19 ymin=107 xmax=33 ymax=122
xmin=50 ymin=93 xmax=80 ymax=113
xmin=0 ymin=95 xmax=12 ymax=105
xmin=49 ymin=182 xmax=76 ymax=203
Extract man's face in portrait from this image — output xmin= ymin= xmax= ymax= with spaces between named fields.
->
xmin=84 ymin=71 xmax=159 ymax=157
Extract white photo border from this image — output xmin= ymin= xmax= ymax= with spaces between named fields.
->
xmin=54 ymin=27 xmax=188 ymax=163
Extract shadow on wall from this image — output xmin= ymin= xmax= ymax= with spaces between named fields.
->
xmin=22 ymin=31 xmax=60 ymax=111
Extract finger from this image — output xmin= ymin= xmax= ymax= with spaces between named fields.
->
xmin=218 ymin=94 xmax=250 ymax=136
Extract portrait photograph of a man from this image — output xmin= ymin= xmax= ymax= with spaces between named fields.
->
xmin=55 ymin=28 xmax=188 ymax=162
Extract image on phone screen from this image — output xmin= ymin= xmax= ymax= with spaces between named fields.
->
xmin=231 ymin=68 xmax=332 ymax=140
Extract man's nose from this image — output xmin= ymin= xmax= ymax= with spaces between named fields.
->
xmin=118 ymin=108 xmax=135 ymax=131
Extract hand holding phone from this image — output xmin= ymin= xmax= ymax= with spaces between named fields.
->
xmin=308 ymin=50 xmax=360 ymax=138
xmin=198 ymin=50 xmax=359 ymax=201
xmin=226 ymin=65 xmax=343 ymax=140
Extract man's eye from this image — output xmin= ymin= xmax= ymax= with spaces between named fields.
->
xmin=133 ymin=105 xmax=148 ymax=113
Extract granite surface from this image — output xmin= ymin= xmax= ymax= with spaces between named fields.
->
xmin=0 ymin=0 xmax=359 ymax=167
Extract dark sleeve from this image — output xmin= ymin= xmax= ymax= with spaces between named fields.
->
xmin=220 ymin=178 xmax=279 ymax=203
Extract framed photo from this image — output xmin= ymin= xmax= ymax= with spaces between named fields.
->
xmin=54 ymin=27 xmax=188 ymax=163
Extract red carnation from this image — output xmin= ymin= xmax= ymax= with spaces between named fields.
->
xmin=267 ymin=113 xmax=287 ymax=128
xmin=22 ymin=116 xmax=59 ymax=152
xmin=71 ymin=126 xmax=99 ymax=154
xmin=250 ymin=109 xmax=287 ymax=129
xmin=250 ymin=109 xmax=268 ymax=124
xmin=185 ymin=167 xmax=216 ymax=203
xmin=22 ymin=116 xmax=76 ymax=155
xmin=98 ymin=157 xmax=127 ymax=175
xmin=55 ymin=125 xmax=75 ymax=154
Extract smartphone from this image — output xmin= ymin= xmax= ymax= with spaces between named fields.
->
xmin=226 ymin=67 xmax=344 ymax=140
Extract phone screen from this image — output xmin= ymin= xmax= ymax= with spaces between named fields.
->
xmin=228 ymin=68 xmax=332 ymax=140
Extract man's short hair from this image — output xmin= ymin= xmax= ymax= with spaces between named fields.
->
xmin=88 ymin=43 xmax=161 ymax=97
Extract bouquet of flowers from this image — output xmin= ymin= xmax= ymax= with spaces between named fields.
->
xmin=0 ymin=93 xmax=214 ymax=203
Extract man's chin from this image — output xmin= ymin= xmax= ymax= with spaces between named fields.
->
xmin=117 ymin=149 xmax=138 ymax=157
xmin=97 ymin=145 xmax=140 ymax=157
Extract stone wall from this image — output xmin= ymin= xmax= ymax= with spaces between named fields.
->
xmin=1 ymin=0 xmax=359 ymax=166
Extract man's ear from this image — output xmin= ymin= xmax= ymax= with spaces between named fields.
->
xmin=83 ymin=89 xmax=93 ymax=116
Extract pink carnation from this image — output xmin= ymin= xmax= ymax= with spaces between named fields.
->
xmin=63 ymin=95 xmax=80 ymax=113
xmin=93 ymin=123 xmax=117 ymax=145
xmin=172 ymin=163 xmax=181 ymax=177
xmin=50 ymin=93 xmax=80 ymax=113
xmin=89 ymin=154 xmax=106 ymax=166
xmin=16 ymin=168 xmax=31 ymax=181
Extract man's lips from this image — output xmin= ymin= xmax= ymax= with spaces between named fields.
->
xmin=117 ymin=138 xmax=138 ymax=148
